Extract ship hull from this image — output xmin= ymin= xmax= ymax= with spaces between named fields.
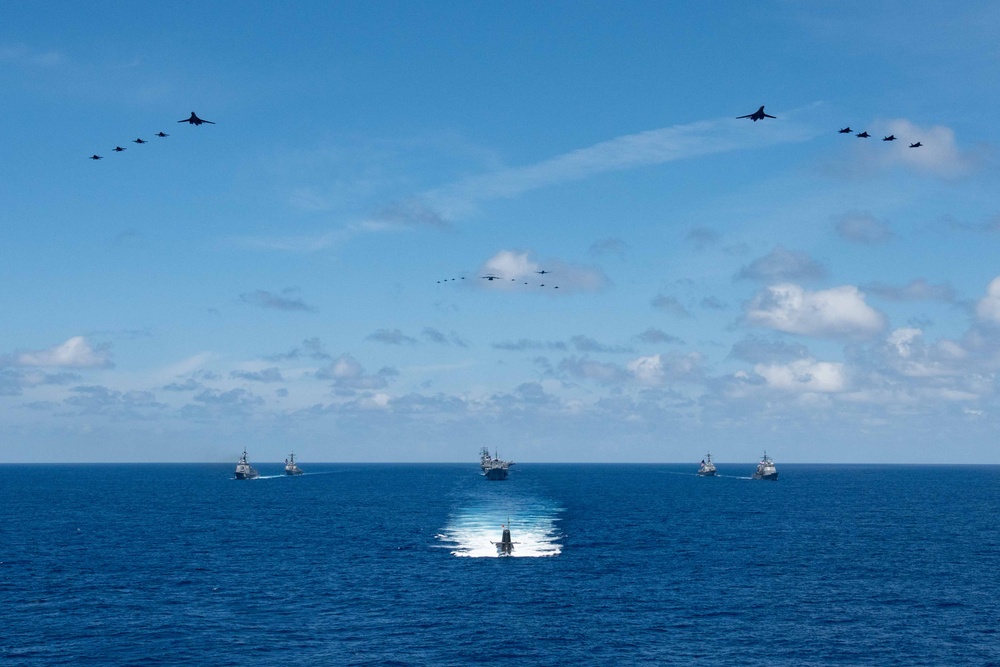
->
xmin=697 ymin=470 xmax=717 ymax=477
xmin=234 ymin=471 xmax=258 ymax=480
xmin=752 ymin=472 xmax=778 ymax=481
xmin=484 ymin=468 xmax=509 ymax=481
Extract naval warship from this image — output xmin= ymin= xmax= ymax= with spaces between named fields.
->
xmin=479 ymin=447 xmax=514 ymax=481
xmin=284 ymin=452 xmax=303 ymax=476
xmin=751 ymin=451 xmax=778 ymax=481
xmin=234 ymin=449 xmax=259 ymax=480
xmin=697 ymin=452 xmax=717 ymax=476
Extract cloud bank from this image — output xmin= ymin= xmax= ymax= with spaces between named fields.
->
xmin=744 ymin=284 xmax=886 ymax=340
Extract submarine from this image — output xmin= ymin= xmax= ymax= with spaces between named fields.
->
xmin=492 ymin=522 xmax=517 ymax=557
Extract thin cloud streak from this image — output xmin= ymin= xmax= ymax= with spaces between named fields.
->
xmin=237 ymin=110 xmax=824 ymax=252
xmin=230 ymin=229 xmax=350 ymax=253
xmin=425 ymin=112 xmax=823 ymax=216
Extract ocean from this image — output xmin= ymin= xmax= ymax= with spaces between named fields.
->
xmin=1 ymin=463 xmax=998 ymax=666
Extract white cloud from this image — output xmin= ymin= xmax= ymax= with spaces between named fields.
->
xmin=651 ymin=294 xmax=692 ymax=317
xmin=479 ymin=250 xmax=605 ymax=292
xmin=239 ymin=289 xmax=316 ymax=312
xmin=887 ymin=328 xmax=922 ymax=358
xmin=230 ymin=367 xmax=285 ymax=383
xmin=744 ymin=283 xmax=886 ymax=339
xmin=483 ymin=250 xmax=538 ymax=279
xmin=356 ymin=392 xmax=392 ymax=410
xmin=881 ymin=328 xmax=967 ymax=378
xmin=14 ymin=336 xmax=112 ymax=368
xmin=754 ymin=358 xmax=848 ymax=393
xmin=626 ymin=352 xmax=704 ymax=386
xmin=361 ymin=199 xmax=449 ymax=231
xmin=876 ymin=119 xmax=975 ymax=179
xmin=557 ymin=357 xmax=626 ymax=385
xmin=975 ymin=277 xmax=1000 ymax=324
xmin=834 ymin=211 xmax=894 ymax=244
xmin=317 ymin=354 xmax=398 ymax=391
xmin=366 ymin=328 xmax=417 ymax=345
xmin=864 ymin=278 xmax=957 ymax=303
xmin=627 ymin=355 xmax=665 ymax=386
xmin=737 ymin=246 xmax=826 ymax=283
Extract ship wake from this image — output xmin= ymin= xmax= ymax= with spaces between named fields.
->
xmin=437 ymin=498 xmax=563 ymax=558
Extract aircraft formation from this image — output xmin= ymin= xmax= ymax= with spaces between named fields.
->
xmin=838 ymin=126 xmax=922 ymax=147
xmin=87 ymin=112 xmax=213 ymax=161
xmin=436 ymin=107 xmax=928 ymax=297
xmin=737 ymin=105 xmax=925 ymax=148
xmin=437 ymin=271 xmax=560 ymax=290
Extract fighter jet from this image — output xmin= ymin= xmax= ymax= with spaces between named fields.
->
xmin=481 ymin=275 xmax=503 ymax=281
xmin=155 ymin=132 xmax=169 ymax=138
xmin=856 ymin=131 xmax=870 ymax=138
xmin=909 ymin=142 xmax=923 ymax=148
xmin=736 ymin=106 xmax=776 ymax=122
xmin=177 ymin=112 xmax=215 ymax=126
xmin=838 ymin=127 xmax=852 ymax=134
xmin=112 ymin=146 xmax=126 ymax=152
xmin=882 ymin=135 xmax=897 ymax=142
xmin=133 ymin=138 xmax=147 ymax=144
xmin=89 ymin=155 xmax=103 ymax=160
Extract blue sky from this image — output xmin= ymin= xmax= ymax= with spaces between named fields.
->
xmin=3 ymin=1 xmax=1000 ymax=463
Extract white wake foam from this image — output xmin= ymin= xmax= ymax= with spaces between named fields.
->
xmin=437 ymin=499 xmax=563 ymax=558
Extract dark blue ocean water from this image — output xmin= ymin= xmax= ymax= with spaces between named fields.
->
xmin=2 ymin=463 xmax=999 ymax=666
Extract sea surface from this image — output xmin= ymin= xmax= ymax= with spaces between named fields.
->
xmin=1 ymin=463 xmax=999 ymax=666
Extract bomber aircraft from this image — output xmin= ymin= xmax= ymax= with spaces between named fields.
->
xmin=736 ymin=105 xmax=776 ymax=122
xmin=178 ymin=112 xmax=215 ymax=125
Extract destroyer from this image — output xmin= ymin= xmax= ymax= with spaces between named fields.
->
xmin=698 ymin=453 xmax=717 ymax=477
xmin=479 ymin=447 xmax=514 ymax=481
xmin=751 ymin=451 xmax=778 ymax=481
xmin=284 ymin=452 xmax=303 ymax=476
xmin=234 ymin=449 xmax=259 ymax=480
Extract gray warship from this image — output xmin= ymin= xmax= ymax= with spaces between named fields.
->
xmin=480 ymin=447 xmax=514 ymax=481
xmin=234 ymin=449 xmax=259 ymax=480
xmin=284 ymin=452 xmax=303 ymax=476
xmin=751 ymin=451 xmax=778 ymax=481
xmin=697 ymin=452 xmax=717 ymax=476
